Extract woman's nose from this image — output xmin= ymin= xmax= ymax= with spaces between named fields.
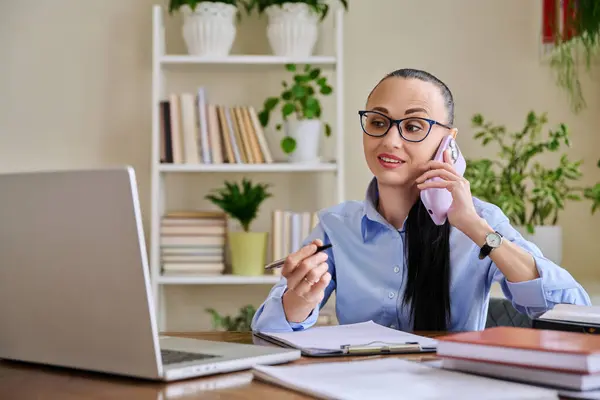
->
xmin=381 ymin=124 xmax=404 ymax=149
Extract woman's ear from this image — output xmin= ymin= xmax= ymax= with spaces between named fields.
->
xmin=450 ymin=128 xmax=458 ymax=139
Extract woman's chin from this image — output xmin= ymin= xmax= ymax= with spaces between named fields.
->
xmin=373 ymin=169 xmax=412 ymax=187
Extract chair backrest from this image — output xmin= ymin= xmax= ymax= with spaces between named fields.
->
xmin=486 ymin=298 xmax=532 ymax=328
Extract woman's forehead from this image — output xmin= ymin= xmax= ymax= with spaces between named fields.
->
xmin=367 ymin=77 xmax=446 ymax=118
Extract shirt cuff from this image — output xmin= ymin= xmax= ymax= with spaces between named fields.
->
xmin=504 ymin=254 xmax=548 ymax=308
xmin=251 ymin=285 xmax=319 ymax=332
xmin=288 ymin=306 xmax=319 ymax=331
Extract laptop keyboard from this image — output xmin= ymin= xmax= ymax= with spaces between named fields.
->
xmin=161 ymin=349 xmax=218 ymax=365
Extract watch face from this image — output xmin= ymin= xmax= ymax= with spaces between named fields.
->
xmin=486 ymin=233 xmax=502 ymax=247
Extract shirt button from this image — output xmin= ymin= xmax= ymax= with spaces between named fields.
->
xmin=388 ymin=292 xmax=395 ymax=299
xmin=393 ymin=266 xmax=400 ymax=273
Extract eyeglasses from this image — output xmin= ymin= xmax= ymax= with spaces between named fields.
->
xmin=358 ymin=110 xmax=452 ymax=142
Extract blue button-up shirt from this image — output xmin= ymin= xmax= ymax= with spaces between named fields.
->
xmin=251 ymin=178 xmax=591 ymax=333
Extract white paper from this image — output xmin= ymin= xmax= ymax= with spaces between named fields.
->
xmin=260 ymin=321 xmax=437 ymax=352
xmin=558 ymin=390 xmax=600 ymax=400
xmin=252 ymin=358 xmax=559 ymax=400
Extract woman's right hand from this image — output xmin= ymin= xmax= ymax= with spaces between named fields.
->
xmin=281 ymin=239 xmax=332 ymax=323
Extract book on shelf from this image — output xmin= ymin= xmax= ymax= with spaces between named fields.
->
xmin=160 ymin=210 xmax=227 ymax=276
xmin=159 ymin=87 xmax=274 ymax=165
xmin=270 ymin=209 xmax=319 ymax=276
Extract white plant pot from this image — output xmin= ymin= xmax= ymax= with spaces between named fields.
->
xmin=265 ymin=3 xmax=319 ymax=58
xmin=517 ymin=225 xmax=562 ymax=265
xmin=181 ymin=3 xmax=237 ymax=57
xmin=286 ymin=120 xmax=321 ymax=163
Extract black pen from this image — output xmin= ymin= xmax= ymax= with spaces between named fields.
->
xmin=264 ymin=244 xmax=332 ymax=270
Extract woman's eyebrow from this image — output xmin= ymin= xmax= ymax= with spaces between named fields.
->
xmin=404 ymin=107 xmax=428 ymax=115
xmin=369 ymin=106 xmax=429 ymax=116
xmin=371 ymin=106 xmax=389 ymax=114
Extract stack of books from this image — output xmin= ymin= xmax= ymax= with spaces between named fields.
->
xmin=436 ymin=326 xmax=600 ymax=392
xmin=270 ymin=210 xmax=319 ymax=276
xmin=160 ymin=210 xmax=226 ymax=275
xmin=159 ymin=87 xmax=274 ymax=165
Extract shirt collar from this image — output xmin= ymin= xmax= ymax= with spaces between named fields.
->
xmin=361 ymin=177 xmax=407 ymax=242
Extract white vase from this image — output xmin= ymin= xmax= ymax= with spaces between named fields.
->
xmin=181 ymin=3 xmax=237 ymax=57
xmin=286 ymin=120 xmax=321 ymax=163
xmin=265 ymin=3 xmax=319 ymax=58
xmin=517 ymin=225 xmax=562 ymax=265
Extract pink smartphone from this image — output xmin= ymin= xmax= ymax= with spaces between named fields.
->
xmin=419 ymin=135 xmax=466 ymax=225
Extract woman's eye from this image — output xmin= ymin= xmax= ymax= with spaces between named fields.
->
xmin=370 ymin=119 xmax=386 ymax=128
xmin=405 ymin=124 xmax=422 ymax=132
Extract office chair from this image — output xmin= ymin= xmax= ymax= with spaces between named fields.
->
xmin=486 ymin=298 xmax=532 ymax=328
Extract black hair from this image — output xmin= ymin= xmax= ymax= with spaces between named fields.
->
xmin=371 ymin=68 xmax=454 ymax=331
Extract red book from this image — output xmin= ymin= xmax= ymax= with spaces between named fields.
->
xmin=436 ymin=327 xmax=600 ymax=374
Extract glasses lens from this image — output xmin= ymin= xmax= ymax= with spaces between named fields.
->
xmin=361 ymin=111 xmax=390 ymax=136
xmin=400 ymin=118 xmax=431 ymax=142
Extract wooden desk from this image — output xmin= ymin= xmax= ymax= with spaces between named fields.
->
xmin=0 ymin=331 xmax=445 ymax=399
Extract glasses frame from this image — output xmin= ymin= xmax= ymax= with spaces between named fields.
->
xmin=358 ymin=110 xmax=453 ymax=143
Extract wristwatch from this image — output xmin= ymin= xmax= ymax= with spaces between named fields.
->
xmin=478 ymin=231 xmax=503 ymax=259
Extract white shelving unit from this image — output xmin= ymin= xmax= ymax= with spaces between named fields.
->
xmin=150 ymin=5 xmax=344 ymax=330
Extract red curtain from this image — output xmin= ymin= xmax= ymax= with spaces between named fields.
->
xmin=563 ymin=0 xmax=577 ymax=40
xmin=542 ymin=0 xmax=577 ymax=43
xmin=542 ymin=0 xmax=558 ymax=43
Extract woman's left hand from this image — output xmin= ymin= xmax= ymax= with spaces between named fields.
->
xmin=415 ymin=149 xmax=482 ymax=233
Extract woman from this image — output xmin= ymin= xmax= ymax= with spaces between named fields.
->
xmin=251 ymin=68 xmax=591 ymax=333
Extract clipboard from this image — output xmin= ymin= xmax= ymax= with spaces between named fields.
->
xmin=252 ymin=321 xmax=438 ymax=357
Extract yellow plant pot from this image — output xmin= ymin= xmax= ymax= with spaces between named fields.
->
xmin=228 ymin=231 xmax=268 ymax=276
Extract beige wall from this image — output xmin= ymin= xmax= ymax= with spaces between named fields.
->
xmin=2 ymin=0 xmax=599 ymax=331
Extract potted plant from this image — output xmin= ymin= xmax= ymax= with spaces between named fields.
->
xmin=245 ymin=0 xmax=348 ymax=57
xmin=544 ymin=0 xmax=600 ymax=113
xmin=205 ymin=305 xmax=256 ymax=331
xmin=463 ymin=111 xmax=598 ymax=264
xmin=257 ymin=63 xmax=333 ymax=163
xmin=205 ymin=178 xmax=272 ymax=275
xmin=168 ymin=0 xmax=246 ymax=57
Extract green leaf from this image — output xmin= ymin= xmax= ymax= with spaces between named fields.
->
xmin=305 ymin=96 xmax=319 ymax=110
xmin=258 ymin=110 xmax=269 ymax=127
xmin=282 ymin=103 xmax=295 ymax=117
xmin=320 ymin=85 xmax=333 ymax=95
xmin=282 ymin=90 xmax=292 ymax=101
xmin=325 ymin=123 xmax=332 ymax=137
xmin=275 ymin=123 xmax=282 ymax=131
xmin=526 ymin=223 xmax=535 ymax=234
xmin=294 ymin=74 xmax=311 ymax=84
xmin=285 ymin=63 xmax=296 ymax=72
xmin=309 ymin=68 xmax=321 ymax=80
xmin=472 ymin=114 xmax=484 ymax=125
xmin=281 ymin=136 xmax=296 ymax=154
xmin=264 ymin=97 xmax=279 ymax=111
xmin=291 ymin=84 xmax=306 ymax=98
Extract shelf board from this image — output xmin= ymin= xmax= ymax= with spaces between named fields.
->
xmin=157 ymin=162 xmax=337 ymax=173
xmin=160 ymin=55 xmax=337 ymax=66
xmin=157 ymin=274 xmax=281 ymax=285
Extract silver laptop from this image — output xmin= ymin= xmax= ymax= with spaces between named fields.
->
xmin=0 ymin=166 xmax=300 ymax=381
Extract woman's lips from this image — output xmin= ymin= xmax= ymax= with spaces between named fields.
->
xmin=377 ymin=153 xmax=405 ymax=169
